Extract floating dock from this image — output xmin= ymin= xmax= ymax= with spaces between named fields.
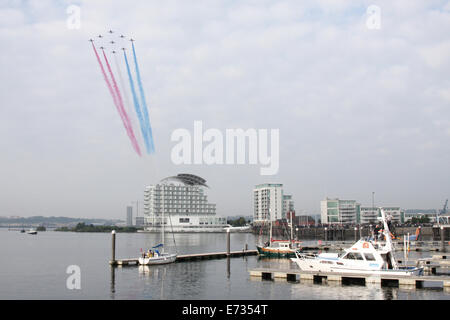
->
xmin=248 ymin=267 xmax=450 ymax=288
xmin=109 ymin=249 xmax=258 ymax=266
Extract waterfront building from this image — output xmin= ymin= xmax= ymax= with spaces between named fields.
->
xmin=126 ymin=206 xmax=133 ymax=226
xmin=135 ymin=216 xmax=145 ymax=227
xmin=321 ymin=197 xmax=405 ymax=224
xmin=320 ymin=198 xmax=361 ymax=224
xmin=360 ymin=207 xmax=378 ymax=224
xmin=253 ymin=183 xmax=283 ymax=224
xmin=404 ymin=209 xmax=438 ymax=222
xmin=282 ymin=194 xmax=295 ymax=219
xmin=360 ymin=207 xmax=405 ymax=224
xmin=143 ymin=174 xmax=228 ymax=232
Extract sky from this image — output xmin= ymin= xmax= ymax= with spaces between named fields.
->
xmin=0 ymin=0 xmax=449 ymax=219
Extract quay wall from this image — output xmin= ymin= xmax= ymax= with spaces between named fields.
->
xmin=253 ymin=226 xmax=439 ymax=241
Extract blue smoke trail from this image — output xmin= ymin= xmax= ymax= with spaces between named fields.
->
xmin=123 ymin=50 xmax=152 ymax=154
xmin=131 ymin=42 xmax=155 ymax=153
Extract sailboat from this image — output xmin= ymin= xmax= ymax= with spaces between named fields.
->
xmin=256 ymin=210 xmax=301 ymax=258
xmin=138 ymin=244 xmax=177 ymax=265
xmin=139 ymin=191 xmax=177 ymax=265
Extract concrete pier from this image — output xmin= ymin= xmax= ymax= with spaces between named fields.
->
xmin=249 ymin=267 xmax=450 ymax=288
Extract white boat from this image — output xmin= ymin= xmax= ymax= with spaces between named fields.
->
xmin=138 ymin=245 xmax=177 ymax=265
xmin=291 ymin=208 xmax=423 ymax=276
xmin=26 ymin=228 xmax=37 ymax=235
xmin=139 ymin=194 xmax=177 ymax=266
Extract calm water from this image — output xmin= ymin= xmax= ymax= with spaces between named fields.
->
xmin=0 ymin=228 xmax=449 ymax=300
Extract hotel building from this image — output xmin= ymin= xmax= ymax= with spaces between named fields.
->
xmin=143 ymin=174 xmax=228 ymax=232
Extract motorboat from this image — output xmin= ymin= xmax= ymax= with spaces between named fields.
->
xmin=26 ymin=228 xmax=37 ymax=235
xmin=291 ymin=208 xmax=423 ymax=276
xmin=257 ymin=211 xmax=301 ymax=258
xmin=257 ymin=240 xmax=301 ymax=258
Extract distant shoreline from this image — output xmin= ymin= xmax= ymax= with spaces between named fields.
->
xmin=55 ymin=223 xmax=139 ymax=233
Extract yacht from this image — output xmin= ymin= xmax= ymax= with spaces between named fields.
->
xmin=257 ymin=240 xmax=301 ymax=258
xmin=291 ymin=208 xmax=423 ymax=276
xmin=139 ymin=192 xmax=177 ymax=266
xmin=139 ymin=244 xmax=177 ymax=265
xmin=256 ymin=212 xmax=301 ymax=258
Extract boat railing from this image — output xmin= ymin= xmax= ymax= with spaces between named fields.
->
xmin=294 ymin=251 xmax=317 ymax=260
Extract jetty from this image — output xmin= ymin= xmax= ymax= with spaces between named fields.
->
xmin=248 ymin=267 xmax=450 ymax=288
xmin=109 ymin=229 xmax=257 ymax=266
xmin=109 ymin=250 xmax=258 ymax=266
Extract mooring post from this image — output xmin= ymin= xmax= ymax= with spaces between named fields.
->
xmin=324 ymin=227 xmax=328 ymax=243
xmin=111 ymin=230 xmax=116 ymax=264
xmin=226 ymin=228 xmax=231 ymax=256
xmin=354 ymin=227 xmax=358 ymax=242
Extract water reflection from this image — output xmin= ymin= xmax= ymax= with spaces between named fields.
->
xmin=110 ymin=266 xmax=115 ymax=299
xmin=382 ymin=287 xmax=397 ymax=300
xmin=3 ymin=228 xmax=450 ymax=300
xmin=257 ymin=256 xmax=296 ymax=269
xmin=108 ymin=252 xmax=450 ymax=300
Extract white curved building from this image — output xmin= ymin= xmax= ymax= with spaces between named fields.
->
xmin=142 ymin=174 xmax=228 ymax=232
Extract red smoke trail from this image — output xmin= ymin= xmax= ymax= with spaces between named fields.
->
xmin=91 ymin=42 xmax=141 ymax=156
xmin=102 ymin=49 xmax=141 ymax=156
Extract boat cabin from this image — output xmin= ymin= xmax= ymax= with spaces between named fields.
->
xmin=335 ymin=238 xmax=395 ymax=270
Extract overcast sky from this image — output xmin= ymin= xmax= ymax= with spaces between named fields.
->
xmin=0 ymin=0 xmax=449 ymax=219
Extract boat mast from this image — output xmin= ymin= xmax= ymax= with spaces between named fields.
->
xmin=380 ymin=208 xmax=398 ymax=269
xmin=290 ymin=211 xmax=293 ymax=242
xmin=162 ymin=186 xmax=165 ymax=253
xmin=269 ymin=207 xmax=272 ymax=243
